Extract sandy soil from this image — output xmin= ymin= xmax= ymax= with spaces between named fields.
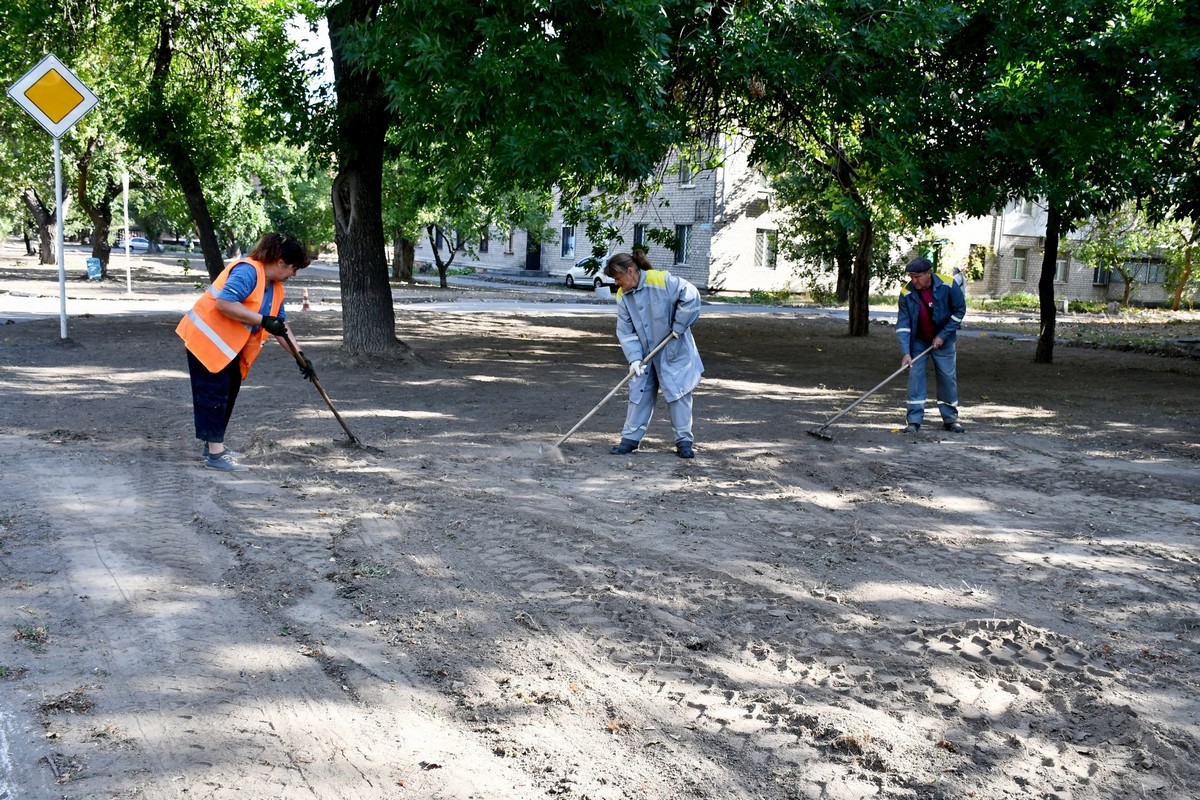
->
xmin=1 ymin=248 xmax=1199 ymax=800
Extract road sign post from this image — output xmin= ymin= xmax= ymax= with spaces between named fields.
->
xmin=7 ymin=54 xmax=99 ymax=340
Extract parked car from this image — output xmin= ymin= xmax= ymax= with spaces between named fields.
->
xmin=564 ymin=256 xmax=615 ymax=290
xmin=115 ymin=236 xmax=151 ymax=253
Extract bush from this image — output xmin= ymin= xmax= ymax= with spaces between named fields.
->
xmin=749 ymin=288 xmax=793 ymax=305
xmin=969 ymin=292 xmax=1040 ymax=312
xmin=807 ymin=285 xmax=837 ymax=305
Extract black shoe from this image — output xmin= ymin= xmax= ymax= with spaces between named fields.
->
xmin=943 ymin=421 xmax=965 ymax=433
xmin=903 ymin=423 xmax=921 ymax=434
xmin=610 ymin=438 xmax=641 ymax=455
xmin=675 ymin=440 xmax=694 ymax=459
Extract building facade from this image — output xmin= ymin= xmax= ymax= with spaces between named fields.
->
xmin=935 ymin=200 xmax=1174 ymax=306
xmin=411 ymin=134 xmax=798 ymax=294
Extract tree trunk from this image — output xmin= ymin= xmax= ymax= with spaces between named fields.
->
xmin=1171 ymin=245 xmax=1192 ymax=311
xmin=1034 ymin=206 xmax=1062 ymax=364
xmin=391 ymin=230 xmax=415 ymax=283
xmin=76 ymin=138 xmax=120 ymax=277
xmin=847 ymin=216 xmax=873 ymax=336
xmin=329 ymin=0 xmax=403 ymax=353
xmin=176 ymin=160 xmax=225 ymax=281
xmin=22 ymin=188 xmax=63 ymax=266
xmin=834 ymin=226 xmax=853 ymax=303
xmin=23 ymin=228 xmax=35 ymax=255
xmin=145 ymin=13 xmax=225 ymax=281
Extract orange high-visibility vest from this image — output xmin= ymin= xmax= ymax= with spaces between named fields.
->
xmin=176 ymin=259 xmax=284 ymax=379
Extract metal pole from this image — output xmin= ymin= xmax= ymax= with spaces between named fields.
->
xmin=123 ymin=170 xmax=131 ymax=293
xmin=54 ymin=136 xmax=67 ymax=340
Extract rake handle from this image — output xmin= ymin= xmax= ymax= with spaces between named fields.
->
xmin=814 ymin=344 xmax=936 ymax=433
xmin=555 ymin=333 xmax=675 ymax=448
xmin=279 ymin=331 xmax=361 ymax=445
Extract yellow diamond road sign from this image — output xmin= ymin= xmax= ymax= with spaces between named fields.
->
xmin=8 ymin=54 xmax=98 ymax=138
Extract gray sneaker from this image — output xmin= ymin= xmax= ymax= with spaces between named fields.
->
xmin=203 ymin=442 xmax=242 ymax=459
xmin=205 ymin=452 xmax=248 ymax=472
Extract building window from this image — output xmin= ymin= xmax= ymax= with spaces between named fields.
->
xmin=1093 ymin=267 xmax=1110 ymax=286
xmin=1013 ymin=248 xmax=1028 ymax=281
xmin=694 ymin=198 xmax=713 ymax=221
xmin=674 ymin=224 xmax=692 ymax=265
xmin=435 ymin=227 xmax=446 ymax=251
xmin=505 ymin=230 xmax=515 ymax=254
xmin=755 ymin=229 xmax=778 ymax=270
xmin=633 ymin=224 xmax=647 ymax=250
xmin=561 ymin=226 xmax=575 ymax=258
xmin=1130 ymin=260 xmax=1168 ymax=283
xmin=479 ymin=229 xmax=489 ymax=254
xmin=1054 ymin=257 xmax=1068 ymax=283
xmin=679 ymin=159 xmax=694 ymax=187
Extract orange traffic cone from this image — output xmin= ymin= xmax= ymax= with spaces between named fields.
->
xmin=301 ymin=288 xmax=310 ymax=311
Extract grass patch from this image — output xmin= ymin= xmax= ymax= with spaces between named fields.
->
xmin=353 ymin=561 xmax=391 ymax=579
xmin=15 ymin=623 xmax=48 ymax=644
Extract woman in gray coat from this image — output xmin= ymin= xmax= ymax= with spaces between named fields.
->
xmin=603 ymin=251 xmax=704 ymax=458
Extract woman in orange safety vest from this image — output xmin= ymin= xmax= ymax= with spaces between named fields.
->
xmin=177 ymin=232 xmax=314 ymax=472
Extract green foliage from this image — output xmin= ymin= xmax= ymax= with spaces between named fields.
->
xmin=806 ymin=285 xmax=837 ymax=306
xmin=969 ymin=293 xmax=1041 ymax=312
xmin=248 ymin=144 xmax=334 ymax=256
xmin=749 ymin=288 xmax=793 ymax=305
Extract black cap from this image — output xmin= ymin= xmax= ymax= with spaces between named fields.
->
xmin=906 ymin=257 xmax=933 ymax=273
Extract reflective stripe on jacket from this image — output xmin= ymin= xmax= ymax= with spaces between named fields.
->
xmin=896 ymin=271 xmax=966 ymax=357
xmin=175 ymin=259 xmax=283 ymax=379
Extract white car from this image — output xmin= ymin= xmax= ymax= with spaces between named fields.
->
xmin=564 ymin=256 xmax=615 ymax=290
xmin=115 ymin=236 xmax=151 ymax=253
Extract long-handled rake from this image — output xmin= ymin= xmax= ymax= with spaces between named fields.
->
xmin=808 ymin=344 xmax=935 ymax=440
xmin=279 ymin=333 xmax=366 ymax=449
xmin=552 ymin=333 xmax=674 ymax=449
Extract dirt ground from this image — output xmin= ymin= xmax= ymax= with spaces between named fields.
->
xmin=1 ymin=248 xmax=1199 ymax=800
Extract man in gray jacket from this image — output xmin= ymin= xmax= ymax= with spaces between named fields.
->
xmin=604 ymin=251 xmax=704 ymax=458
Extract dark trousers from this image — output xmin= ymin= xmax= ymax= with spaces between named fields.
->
xmin=187 ymin=349 xmax=241 ymax=444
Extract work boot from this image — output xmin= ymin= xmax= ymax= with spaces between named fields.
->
xmin=610 ymin=438 xmax=641 ymax=455
xmin=675 ymin=440 xmax=695 ymax=459
xmin=942 ymin=421 xmax=965 ymax=433
xmin=902 ymin=423 xmax=921 ymax=434
xmin=205 ymin=452 xmax=248 ymax=472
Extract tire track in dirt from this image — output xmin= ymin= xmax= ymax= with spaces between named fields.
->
xmin=313 ymin=442 xmax=1198 ymax=800
xmin=0 ymin=435 xmax=543 ymax=799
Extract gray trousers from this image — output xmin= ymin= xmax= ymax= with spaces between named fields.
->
xmin=621 ymin=367 xmax=694 ymax=444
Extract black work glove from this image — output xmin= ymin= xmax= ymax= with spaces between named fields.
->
xmin=298 ymin=353 xmax=317 ymax=382
xmin=260 ymin=315 xmax=288 ymax=336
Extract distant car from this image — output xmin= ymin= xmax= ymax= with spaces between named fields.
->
xmin=115 ymin=236 xmax=150 ymax=253
xmin=564 ymin=256 xmax=615 ymax=290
